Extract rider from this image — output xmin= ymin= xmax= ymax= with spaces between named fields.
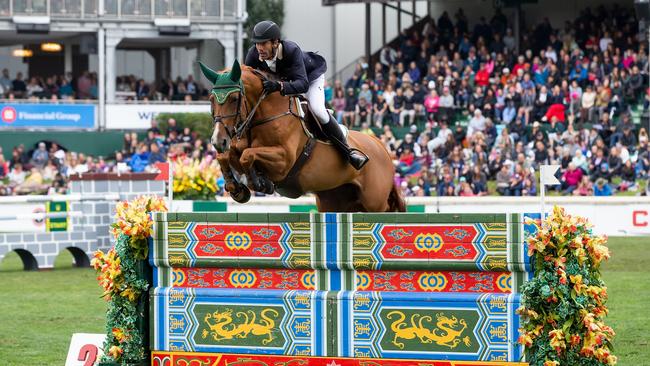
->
xmin=244 ymin=20 xmax=369 ymax=170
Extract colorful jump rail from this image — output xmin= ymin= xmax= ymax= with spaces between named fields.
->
xmin=148 ymin=212 xmax=532 ymax=366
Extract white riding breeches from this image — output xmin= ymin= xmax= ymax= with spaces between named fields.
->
xmin=305 ymin=74 xmax=330 ymax=125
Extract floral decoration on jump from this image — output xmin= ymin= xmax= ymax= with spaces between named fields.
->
xmin=92 ymin=195 xmax=167 ymax=365
xmin=518 ymin=206 xmax=616 ymax=366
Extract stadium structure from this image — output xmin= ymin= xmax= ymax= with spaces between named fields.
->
xmin=0 ymin=0 xmax=647 ymax=157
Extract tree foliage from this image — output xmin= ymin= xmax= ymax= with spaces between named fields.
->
xmin=244 ymin=0 xmax=285 ymax=50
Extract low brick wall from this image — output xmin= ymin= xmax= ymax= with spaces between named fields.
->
xmin=0 ymin=173 xmax=165 ymax=270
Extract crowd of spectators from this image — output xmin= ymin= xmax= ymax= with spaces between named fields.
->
xmin=116 ymin=74 xmax=208 ymax=102
xmin=2 ymin=4 xmax=650 ymax=198
xmin=0 ymin=67 xmax=207 ymax=102
xmin=0 ymin=118 xmax=214 ymax=196
xmin=326 ymin=4 xmax=650 ymax=197
xmin=0 ymin=69 xmax=98 ymax=101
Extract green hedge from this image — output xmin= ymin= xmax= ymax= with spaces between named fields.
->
xmin=156 ymin=112 xmax=213 ymax=140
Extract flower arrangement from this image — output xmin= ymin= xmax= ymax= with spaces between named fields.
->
xmin=92 ymin=195 xmax=167 ymax=365
xmin=518 ymin=206 xmax=616 ymax=366
xmin=172 ymin=156 xmax=221 ymax=200
xmin=111 ymin=196 xmax=167 ymax=260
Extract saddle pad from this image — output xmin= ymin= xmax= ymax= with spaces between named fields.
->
xmin=294 ymin=97 xmax=348 ymax=141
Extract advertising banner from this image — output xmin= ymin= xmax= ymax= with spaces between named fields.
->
xmin=0 ymin=203 xmax=47 ymax=233
xmin=105 ymin=103 xmax=210 ymax=129
xmin=0 ymin=103 xmax=96 ymax=129
xmin=46 ymin=201 xmax=69 ymax=232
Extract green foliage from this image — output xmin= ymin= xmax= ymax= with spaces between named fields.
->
xmin=244 ymin=0 xmax=285 ymax=49
xmin=156 ymin=113 xmax=213 ymax=141
xmin=98 ymin=234 xmax=149 ymax=365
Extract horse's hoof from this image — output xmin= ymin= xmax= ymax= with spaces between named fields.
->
xmin=252 ymin=174 xmax=274 ymax=195
xmin=231 ymin=185 xmax=251 ymax=203
xmin=225 ymin=182 xmax=237 ymax=193
xmin=262 ymin=179 xmax=275 ymax=195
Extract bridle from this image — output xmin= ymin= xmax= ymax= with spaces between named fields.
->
xmin=210 ymin=69 xmax=298 ymax=143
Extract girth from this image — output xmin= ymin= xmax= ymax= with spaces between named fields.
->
xmin=274 ymin=137 xmax=316 ymax=199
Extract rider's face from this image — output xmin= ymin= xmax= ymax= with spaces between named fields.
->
xmin=255 ymin=40 xmax=277 ymax=60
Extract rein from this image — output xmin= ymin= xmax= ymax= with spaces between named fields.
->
xmin=211 ymin=69 xmax=298 ymax=142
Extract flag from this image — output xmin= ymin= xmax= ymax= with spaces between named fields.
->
xmin=540 ymin=164 xmax=561 ymax=186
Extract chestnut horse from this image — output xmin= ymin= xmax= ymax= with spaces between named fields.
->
xmin=200 ymin=60 xmax=405 ymax=212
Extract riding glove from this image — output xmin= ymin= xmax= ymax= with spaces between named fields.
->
xmin=263 ymin=80 xmax=282 ymax=93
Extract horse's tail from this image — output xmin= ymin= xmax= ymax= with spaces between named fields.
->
xmin=388 ymin=182 xmax=406 ymax=212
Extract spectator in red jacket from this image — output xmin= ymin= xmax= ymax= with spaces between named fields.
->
xmin=475 ymin=63 xmax=490 ymax=87
xmin=511 ymin=55 xmax=529 ymax=76
xmin=544 ymin=103 xmax=566 ymax=123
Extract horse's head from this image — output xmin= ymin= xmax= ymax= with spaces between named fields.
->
xmin=200 ymin=59 xmax=259 ymax=153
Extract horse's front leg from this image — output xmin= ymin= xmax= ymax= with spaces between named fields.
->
xmin=239 ymin=146 xmax=289 ymax=195
xmin=216 ymin=151 xmax=251 ymax=203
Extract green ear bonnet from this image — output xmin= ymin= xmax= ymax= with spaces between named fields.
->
xmin=199 ymin=60 xmax=244 ymax=104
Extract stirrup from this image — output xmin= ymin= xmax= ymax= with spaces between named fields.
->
xmin=348 ymin=148 xmax=369 ymax=170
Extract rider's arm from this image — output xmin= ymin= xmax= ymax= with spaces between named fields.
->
xmin=280 ymin=45 xmax=309 ymax=96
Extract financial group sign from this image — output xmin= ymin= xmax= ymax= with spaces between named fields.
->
xmin=0 ymin=103 xmax=96 ymax=129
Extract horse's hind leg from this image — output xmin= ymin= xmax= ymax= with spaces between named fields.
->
xmin=315 ymin=184 xmax=364 ymax=212
xmin=356 ymin=182 xmax=391 ymax=212
xmin=317 ymin=182 xmax=391 ymax=212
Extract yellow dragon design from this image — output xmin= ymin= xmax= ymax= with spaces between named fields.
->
xmin=201 ymin=308 xmax=279 ymax=345
xmin=386 ymin=311 xmax=471 ymax=349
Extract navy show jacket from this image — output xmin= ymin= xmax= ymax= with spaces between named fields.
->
xmin=244 ymin=40 xmax=327 ymax=96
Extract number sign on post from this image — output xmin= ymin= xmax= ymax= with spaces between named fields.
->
xmin=65 ymin=333 xmax=105 ymax=366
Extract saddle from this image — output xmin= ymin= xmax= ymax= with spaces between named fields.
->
xmin=291 ymin=96 xmax=349 ymax=143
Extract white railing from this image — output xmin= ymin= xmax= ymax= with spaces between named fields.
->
xmin=0 ymin=211 xmax=82 ymax=221
xmin=193 ymin=196 xmax=650 ymax=236
xmin=205 ymin=195 xmax=650 ymax=206
xmin=0 ymin=0 xmax=238 ymax=21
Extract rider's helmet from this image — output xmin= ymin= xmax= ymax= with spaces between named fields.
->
xmin=251 ymin=20 xmax=281 ymax=43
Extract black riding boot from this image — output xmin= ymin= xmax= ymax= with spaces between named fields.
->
xmin=322 ymin=116 xmax=369 ymax=170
